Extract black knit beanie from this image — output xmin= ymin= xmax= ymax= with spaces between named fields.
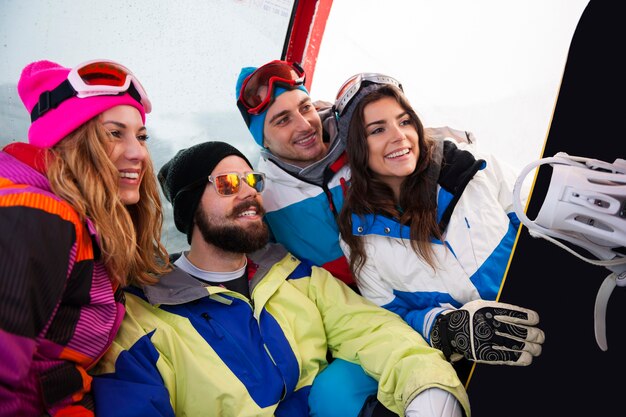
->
xmin=158 ymin=141 xmax=253 ymax=244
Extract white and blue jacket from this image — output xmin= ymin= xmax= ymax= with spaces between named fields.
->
xmin=340 ymin=139 xmax=528 ymax=343
xmin=258 ymin=151 xmax=353 ymax=285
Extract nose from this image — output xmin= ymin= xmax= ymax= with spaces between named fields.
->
xmin=389 ymin=123 xmax=406 ymax=142
xmin=124 ymin=135 xmax=148 ymax=161
xmin=238 ymin=178 xmax=259 ymax=199
xmin=294 ymin=112 xmax=313 ymax=130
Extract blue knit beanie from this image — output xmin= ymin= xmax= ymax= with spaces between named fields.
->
xmin=235 ymin=65 xmax=309 ymax=147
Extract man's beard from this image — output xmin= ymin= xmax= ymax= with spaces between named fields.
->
xmin=194 ymin=200 xmax=269 ymax=253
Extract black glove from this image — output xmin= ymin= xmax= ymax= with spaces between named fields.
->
xmin=430 ymin=299 xmax=545 ymax=366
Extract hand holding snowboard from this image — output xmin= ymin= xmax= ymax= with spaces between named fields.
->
xmin=430 ymin=299 xmax=545 ymax=366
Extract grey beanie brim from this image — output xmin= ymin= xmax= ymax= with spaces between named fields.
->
xmin=336 ymin=83 xmax=388 ymax=146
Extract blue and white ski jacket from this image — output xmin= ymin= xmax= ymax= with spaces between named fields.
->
xmin=258 ymin=154 xmax=353 ymax=285
xmin=340 ymin=139 xmax=528 ymax=343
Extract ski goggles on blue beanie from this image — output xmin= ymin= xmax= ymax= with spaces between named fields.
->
xmin=235 ymin=60 xmax=309 ymax=147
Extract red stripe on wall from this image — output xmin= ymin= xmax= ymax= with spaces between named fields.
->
xmin=284 ymin=0 xmax=333 ymax=90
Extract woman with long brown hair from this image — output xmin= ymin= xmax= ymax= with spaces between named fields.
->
xmin=0 ymin=59 xmax=169 ymax=416
xmin=335 ymin=74 xmax=545 ymax=371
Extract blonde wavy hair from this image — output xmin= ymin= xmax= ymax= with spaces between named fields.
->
xmin=46 ymin=117 xmax=170 ymax=286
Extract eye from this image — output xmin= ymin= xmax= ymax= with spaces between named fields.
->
xmin=137 ymin=134 xmax=150 ymax=142
xmin=275 ymin=116 xmax=290 ymax=126
xmin=107 ymin=130 xmax=122 ymax=138
xmin=301 ymin=103 xmax=312 ymax=113
xmin=400 ymin=118 xmax=412 ymax=126
xmin=368 ymin=127 xmax=384 ymax=135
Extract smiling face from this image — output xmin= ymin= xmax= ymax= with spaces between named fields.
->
xmin=194 ymin=155 xmax=268 ymax=253
xmin=100 ymin=105 xmax=149 ymax=205
xmin=363 ymin=96 xmax=420 ymax=198
xmin=263 ymin=89 xmax=327 ymax=167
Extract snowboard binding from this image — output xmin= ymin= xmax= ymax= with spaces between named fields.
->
xmin=512 ymin=152 xmax=626 ymax=351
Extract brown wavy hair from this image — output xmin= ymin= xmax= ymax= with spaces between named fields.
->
xmin=337 ymin=85 xmax=442 ymax=276
xmin=46 ymin=117 xmax=170 ymax=286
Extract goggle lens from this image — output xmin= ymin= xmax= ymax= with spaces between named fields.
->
xmin=239 ymin=60 xmax=305 ymax=115
xmin=243 ymin=172 xmax=265 ymax=193
xmin=214 ymin=173 xmax=240 ymax=195
xmin=210 ymin=172 xmax=265 ymax=196
xmin=77 ymin=62 xmax=130 ymax=87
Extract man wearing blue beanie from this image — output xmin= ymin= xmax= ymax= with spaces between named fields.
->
xmin=235 ymin=61 xmax=354 ymax=287
xmin=237 ymin=60 xmax=372 ymax=416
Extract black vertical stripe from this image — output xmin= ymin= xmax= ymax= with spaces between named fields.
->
xmin=0 ymin=206 xmax=75 ymax=338
xmin=46 ymin=259 xmax=94 ymax=344
xmin=40 ymin=362 xmax=84 ymax=407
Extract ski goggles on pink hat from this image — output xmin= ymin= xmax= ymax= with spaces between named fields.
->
xmin=334 ymin=73 xmax=403 ymax=117
xmin=30 ymin=59 xmax=151 ymax=122
xmin=237 ymin=60 xmax=305 ymax=116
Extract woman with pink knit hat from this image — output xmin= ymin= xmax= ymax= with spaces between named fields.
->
xmin=0 ymin=59 xmax=170 ymax=416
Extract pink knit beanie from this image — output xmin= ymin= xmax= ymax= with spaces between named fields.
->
xmin=17 ymin=60 xmax=148 ymax=148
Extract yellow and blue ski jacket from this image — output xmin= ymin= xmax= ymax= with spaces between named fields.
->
xmin=91 ymin=244 xmax=470 ymax=417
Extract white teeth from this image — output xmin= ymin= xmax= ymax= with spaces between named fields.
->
xmin=238 ymin=210 xmax=256 ymax=217
xmin=295 ymin=133 xmax=314 ymax=144
xmin=119 ymin=172 xmax=139 ymax=179
xmin=386 ymin=149 xmax=409 ymax=159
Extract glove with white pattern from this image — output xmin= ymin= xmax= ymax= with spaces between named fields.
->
xmin=430 ymin=299 xmax=545 ymax=366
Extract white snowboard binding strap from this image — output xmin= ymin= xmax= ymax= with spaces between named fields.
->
xmin=512 ymin=152 xmax=626 ymax=351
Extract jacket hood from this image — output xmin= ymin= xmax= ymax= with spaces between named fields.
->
xmin=0 ymin=147 xmax=52 ymax=193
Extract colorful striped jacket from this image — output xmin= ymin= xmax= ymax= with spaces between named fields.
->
xmin=91 ymin=243 xmax=470 ymax=417
xmin=0 ymin=143 xmax=125 ymax=417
